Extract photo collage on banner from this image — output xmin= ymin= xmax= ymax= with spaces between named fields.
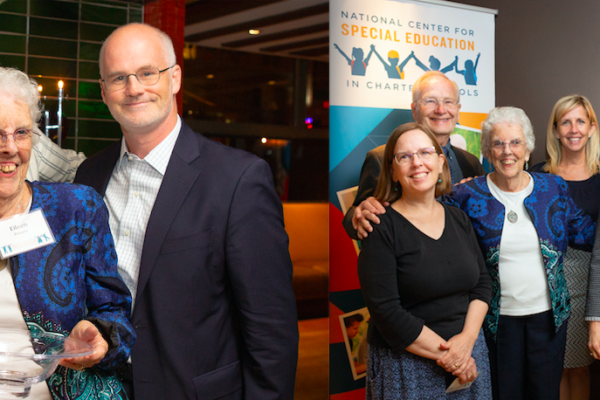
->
xmin=329 ymin=0 xmax=496 ymax=397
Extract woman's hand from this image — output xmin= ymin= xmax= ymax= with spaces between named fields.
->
xmin=455 ymin=357 xmax=478 ymax=384
xmin=436 ymin=332 xmax=476 ymax=376
xmin=59 ymin=320 xmax=109 ymax=371
xmin=588 ymin=321 xmax=600 ymax=359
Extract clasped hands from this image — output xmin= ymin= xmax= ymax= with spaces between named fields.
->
xmin=437 ymin=333 xmax=478 ymax=384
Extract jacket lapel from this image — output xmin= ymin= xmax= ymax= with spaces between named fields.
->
xmin=88 ymin=142 xmax=121 ymax=197
xmin=134 ymin=124 xmax=203 ymax=311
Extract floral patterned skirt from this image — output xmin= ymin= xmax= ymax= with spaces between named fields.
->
xmin=366 ymin=330 xmax=492 ymax=400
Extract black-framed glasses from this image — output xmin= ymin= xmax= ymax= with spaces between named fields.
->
xmin=102 ymin=64 xmax=175 ymax=91
xmin=0 ymin=128 xmax=40 ymax=147
xmin=393 ymin=147 xmax=437 ymax=166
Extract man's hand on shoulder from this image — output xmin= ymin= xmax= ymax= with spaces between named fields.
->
xmin=353 ymin=196 xmax=388 ymax=239
xmin=454 ymin=176 xmax=476 ymax=186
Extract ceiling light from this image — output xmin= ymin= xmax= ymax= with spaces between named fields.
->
xmin=249 ymin=29 xmax=260 ymax=35
xmin=206 ymin=74 xmax=214 ymax=79
xmin=268 ymin=80 xmax=276 ymax=85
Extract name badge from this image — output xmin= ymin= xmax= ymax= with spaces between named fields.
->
xmin=0 ymin=209 xmax=55 ymax=259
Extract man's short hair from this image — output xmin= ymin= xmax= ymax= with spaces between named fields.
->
xmin=412 ymin=71 xmax=460 ymax=103
xmin=99 ymin=23 xmax=176 ymax=77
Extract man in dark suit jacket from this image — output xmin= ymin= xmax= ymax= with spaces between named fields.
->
xmin=74 ymin=23 xmax=298 ymax=400
xmin=344 ymin=71 xmax=484 ymax=239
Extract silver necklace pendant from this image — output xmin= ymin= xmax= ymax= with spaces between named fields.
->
xmin=507 ymin=210 xmax=518 ymax=223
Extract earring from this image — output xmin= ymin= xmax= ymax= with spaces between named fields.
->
xmin=438 ymin=177 xmax=442 ymax=183
xmin=525 ymin=161 xmax=529 ymax=170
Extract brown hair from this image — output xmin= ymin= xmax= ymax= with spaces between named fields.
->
xmin=373 ymin=122 xmax=451 ymax=203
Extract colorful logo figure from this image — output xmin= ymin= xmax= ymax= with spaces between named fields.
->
xmin=455 ymin=53 xmax=480 ymax=85
xmin=333 ymin=44 xmax=374 ymax=76
xmin=414 ymin=54 xmax=457 ymax=74
xmin=371 ymin=46 xmax=414 ymax=79
xmin=36 ymin=234 xmax=51 ymax=243
xmin=333 ymin=43 xmax=482 ymax=86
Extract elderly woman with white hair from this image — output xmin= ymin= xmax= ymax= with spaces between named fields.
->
xmin=0 ymin=66 xmax=134 ymax=399
xmin=447 ymin=106 xmax=595 ymax=400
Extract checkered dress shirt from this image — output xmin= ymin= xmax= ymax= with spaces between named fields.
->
xmin=105 ymin=117 xmax=181 ymax=309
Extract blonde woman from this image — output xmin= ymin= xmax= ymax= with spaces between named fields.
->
xmin=530 ymin=95 xmax=600 ymax=400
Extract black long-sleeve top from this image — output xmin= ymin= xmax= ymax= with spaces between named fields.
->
xmin=358 ymin=203 xmax=492 ymax=352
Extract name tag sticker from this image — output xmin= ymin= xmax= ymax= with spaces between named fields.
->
xmin=0 ymin=209 xmax=55 ymax=258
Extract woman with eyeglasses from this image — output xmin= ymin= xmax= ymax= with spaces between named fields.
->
xmin=0 ymin=66 xmax=134 ymax=399
xmin=529 ymin=95 xmax=600 ymax=400
xmin=447 ymin=106 xmax=595 ymax=400
xmin=358 ymin=122 xmax=492 ymax=400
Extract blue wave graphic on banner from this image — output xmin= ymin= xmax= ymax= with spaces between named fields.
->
xmin=330 ymin=106 xmax=393 ymax=172
xmin=329 ymin=109 xmax=414 ymax=210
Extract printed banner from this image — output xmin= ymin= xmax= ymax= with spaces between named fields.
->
xmin=330 ymin=0 xmax=494 ymax=112
xmin=329 ymin=0 xmax=496 ymax=397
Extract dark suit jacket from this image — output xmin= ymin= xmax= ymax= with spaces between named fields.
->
xmin=342 ymin=144 xmax=484 ymax=239
xmin=74 ymin=122 xmax=299 ymax=400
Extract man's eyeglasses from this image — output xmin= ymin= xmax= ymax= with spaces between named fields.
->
xmin=0 ymin=128 xmax=40 ymax=147
xmin=102 ymin=65 xmax=175 ymax=91
xmin=491 ymin=139 xmax=524 ymax=151
xmin=419 ymin=97 xmax=459 ymax=110
xmin=393 ymin=147 xmax=438 ymax=166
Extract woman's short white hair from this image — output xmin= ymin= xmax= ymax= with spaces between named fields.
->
xmin=481 ymin=106 xmax=535 ymax=157
xmin=0 ymin=67 xmax=42 ymax=145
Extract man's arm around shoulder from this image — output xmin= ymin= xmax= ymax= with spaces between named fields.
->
xmin=342 ymin=146 xmax=386 ymax=239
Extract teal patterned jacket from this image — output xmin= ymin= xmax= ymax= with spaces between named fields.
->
xmin=446 ymin=173 xmax=595 ymax=341
xmin=11 ymin=181 xmax=135 ymax=399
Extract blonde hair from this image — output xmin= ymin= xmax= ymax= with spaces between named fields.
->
xmin=544 ymin=94 xmax=600 ymax=175
xmin=373 ymin=122 xmax=451 ymax=203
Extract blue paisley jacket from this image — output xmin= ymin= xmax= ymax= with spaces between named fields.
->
xmin=446 ymin=173 xmax=595 ymax=340
xmin=11 ymin=182 xmax=135 ymax=396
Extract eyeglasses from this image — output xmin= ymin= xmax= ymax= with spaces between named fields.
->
xmin=393 ymin=147 xmax=437 ymax=166
xmin=0 ymin=128 xmax=40 ymax=147
xmin=102 ymin=65 xmax=175 ymax=91
xmin=491 ymin=139 xmax=524 ymax=151
xmin=419 ymin=97 xmax=459 ymax=110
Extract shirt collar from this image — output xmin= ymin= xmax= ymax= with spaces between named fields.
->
xmin=116 ymin=116 xmax=181 ymax=176
xmin=441 ymin=140 xmax=453 ymax=153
